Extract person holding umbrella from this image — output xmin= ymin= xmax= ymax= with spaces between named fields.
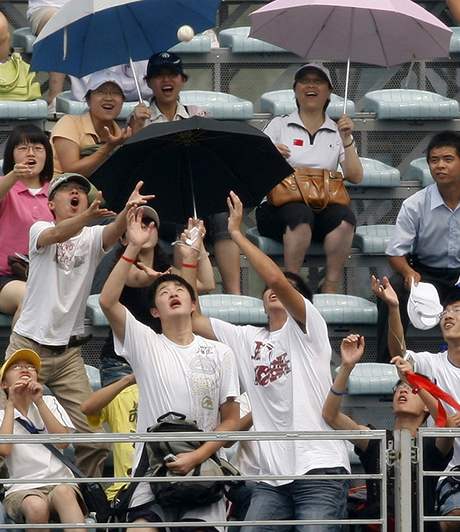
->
xmin=51 ymin=71 xmax=131 ymax=180
xmin=128 ymin=52 xmax=242 ymax=295
xmin=257 ymin=63 xmax=363 ymax=293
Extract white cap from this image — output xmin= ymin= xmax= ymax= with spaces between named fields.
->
xmin=407 ymin=280 xmax=442 ymax=330
xmin=294 ymin=63 xmax=333 ymax=88
xmin=85 ymin=70 xmax=125 ymax=97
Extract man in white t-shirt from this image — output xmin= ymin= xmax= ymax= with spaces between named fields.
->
xmin=374 ymin=275 xmax=460 ymax=531
xmin=99 ymin=208 xmax=240 ymax=531
xmin=6 ymin=172 xmax=153 ymax=478
xmin=183 ymin=192 xmax=350 ymax=531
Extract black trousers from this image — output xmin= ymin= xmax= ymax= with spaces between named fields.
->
xmin=376 ymin=261 xmax=460 ymax=362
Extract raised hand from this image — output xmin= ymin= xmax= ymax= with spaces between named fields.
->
xmin=391 ymin=355 xmax=413 ymax=382
xmin=125 ymin=181 xmax=155 ymax=211
xmin=28 ymin=381 xmax=43 ymax=403
xmin=175 ymin=218 xmax=206 ymax=262
xmin=337 ymin=114 xmax=354 ymax=143
xmin=227 ymin=190 xmax=244 ymax=236
xmin=371 ymin=275 xmax=400 ymax=308
xmin=340 ymin=334 xmax=365 ymax=368
xmin=136 ymin=262 xmax=171 ymax=281
xmin=101 ymin=123 xmax=132 ymax=148
xmin=11 ymin=162 xmax=33 ymax=181
xmin=126 ymin=206 xmax=156 ymax=248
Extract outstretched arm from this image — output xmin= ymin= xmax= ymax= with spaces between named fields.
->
xmin=81 ymin=374 xmax=136 ymax=416
xmin=322 ymin=334 xmax=369 ymax=450
xmin=227 ymin=191 xmax=306 ymax=323
xmin=100 ymin=207 xmax=157 ymax=343
xmin=371 ymin=275 xmax=406 ymax=358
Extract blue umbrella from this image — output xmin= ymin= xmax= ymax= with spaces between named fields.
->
xmin=32 ymin=0 xmax=220 ymax=97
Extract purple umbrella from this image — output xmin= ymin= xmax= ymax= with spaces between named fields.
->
xmin=249 ymin=0 xmax=452 ymax=111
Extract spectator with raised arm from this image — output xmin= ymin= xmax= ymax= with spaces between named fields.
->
xmin=99 ymin=207 xmax=239 ymax=531
xmin=0 ymin=125 xmax=54 ymax=324
xmin=51 ymin=72 xmax=131 ymax=181
xmin=376 ymin=131 xmax=460 ymax=362
xmin=183 ymin=191 xmax=350 ymax=531
xmin=374 ymin=274 xmax=460 ymax=531
xmin=5 ymin=174 xmax=153 ymax=479
xmin=0 ymin=349 xmax=86 ymax=528
xmin=323 ymin=334 xmax=454 ymax=531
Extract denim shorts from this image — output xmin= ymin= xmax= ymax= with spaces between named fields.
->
xmin=243 ymin=467 xmax=350 ymax=532
xmin=437 ymin=476 xmax=460 ymax=516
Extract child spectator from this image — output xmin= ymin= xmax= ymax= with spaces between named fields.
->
xmin=0 ymin=348 xmax=86 ymax=528
xmin=5 ymin=174 xmax=153 ymax=479
xmin=0 ymin=125 xmax=54 ymax=324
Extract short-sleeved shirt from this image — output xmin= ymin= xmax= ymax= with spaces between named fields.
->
xmin=263 ymin=111 xmax=345 ymax=170
xmin=0 ymin=395 xmax=75 ymax=496
xmin=27 ymin=0 xmax=68 ymax=17
xmin=385 ymin=184 xmax=460 ymax=269
xmin=51 ymin=113 xmax=105 ymax=176
xmin=407 ymin=350 xmax=460 ymax=471
xmin=14 ymin=223 xmax=106 ymax=345
xmin=144 ymin=100 xmax=206 ymax=125
xmin=210 ymin=297 xmax=350 ymax=485
xmin=113 ymin=308 xmax=240 ymax=507
xmin=87 ymin=384 xmax=138 ymax=501
xmin=0 ymin=179 xmax=52 ymax=275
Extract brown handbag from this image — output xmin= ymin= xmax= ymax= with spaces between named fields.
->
xmin=267 ymin=167 xmax=351 ymax=212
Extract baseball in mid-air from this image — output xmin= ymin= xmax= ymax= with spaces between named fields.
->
xmin=177 ymin=25 xmax=195 ymax=42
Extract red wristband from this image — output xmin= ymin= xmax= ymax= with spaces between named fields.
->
xmin=182 ymin=262 xmax=198 ymax=269
xmin=121 ymin=255 xmax=136 ymax=264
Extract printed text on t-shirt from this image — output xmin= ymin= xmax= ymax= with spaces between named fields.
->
xmin=252 ymin=341 xmax=291 ymax=386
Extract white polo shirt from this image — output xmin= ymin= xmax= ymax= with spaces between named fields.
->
xmin=27 ymin=0 xmax=69 ymax=17
xmin=146 ymin=101 xmax=206 ymax=124
xmin=0 ymin=396 xmax=76 ymax=496
xmin=264 ymin=111 xmax=345 ymax=171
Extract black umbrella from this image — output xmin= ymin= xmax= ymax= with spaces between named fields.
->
xmin=92 ymin=116 xmax=293 ymax=222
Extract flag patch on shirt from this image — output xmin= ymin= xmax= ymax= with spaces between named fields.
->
xmin=293 ymin=139 xmax=304 ymax=146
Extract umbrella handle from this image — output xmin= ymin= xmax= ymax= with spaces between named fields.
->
xmin=129 ymin=57 xmax=144 ymax=105
xmin=343 ymin=57 xmax=350 ymax=115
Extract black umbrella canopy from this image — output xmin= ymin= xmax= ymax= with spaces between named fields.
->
xmin=92 ymin=116 xmax=293 ymax=222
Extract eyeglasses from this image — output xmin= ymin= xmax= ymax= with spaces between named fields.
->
xmin=15 ymin=144 xmax=45 ymax=153
xmin=440 ymin=307 xmax=460 ymax=319
xmin=296 ymin=77 xmax=328 ymax=86
xmin=92 ymin=88 xmax=123 ymax=97
xmin=10 ymin=364 xmax=37 ymax=372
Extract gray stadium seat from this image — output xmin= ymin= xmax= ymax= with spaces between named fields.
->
xmin=353 ymin=225 xmax=395 ymax=255
xmin=348 ymin=158 xmax=400 ymax=188
xmin=85 ymin=364 xmax=101 ymax=390
xmin=170 ymin=34 xmax=212 ymax=53
xmin=86 ymin=294 xmax=108 ymax=327
xmin=260 ymin=90 xmax=356 ymax=119
xmin=218 ymin=27 xmax=287 ymax=53
xmin=313 ymin=294 xmax=377 ymax=324
xmin=362 ymin=89 xmax=460 ymax=120
xmin=55 ymin=91 xmax=148 ymax=119
xmin=347 ymin=363 xmax=398 ymax=395
xmin=180 ymin=90 xmax=253 ymax=119
xmin=246 ymin=226 xmax=324 ymax=256
xmin=12 ymin=27 xmax=35 ymax=54
xmin=0 ymin=100 xmax=48 ymax=119
xmin=450 ymin=27 xmax=460 ymax=53
xmin=199 ymin=294 xmax=266 ymax=325
xmin=405 ymin=157 xmax=434 ymax=187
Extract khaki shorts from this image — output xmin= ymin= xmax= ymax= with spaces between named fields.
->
xmin=28 ymin=7 xmax=59 ymax=35
xmin=4 ymin=484 xmax=85 ymax=523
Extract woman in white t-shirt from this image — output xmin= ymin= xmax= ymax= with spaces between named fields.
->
xmin=259 ymin=63 xmax=363 ymax=293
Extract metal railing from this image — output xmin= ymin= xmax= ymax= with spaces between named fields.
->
xmin=0 ymin=429 xmax=389 ymax=530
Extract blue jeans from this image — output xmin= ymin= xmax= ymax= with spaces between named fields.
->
xmin=242 ymin=467 xmax=350 ymax=532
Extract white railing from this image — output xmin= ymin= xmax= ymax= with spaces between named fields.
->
xmin=0 ymin=429 xmax=389 ymax=529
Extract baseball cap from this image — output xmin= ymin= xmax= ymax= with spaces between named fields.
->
xmin=85 ymin=70 xmax=125 ymax=98
xmin=48 ymin=173 xmax=92 ymax=199
xmin=294 ymin=63 xmax=333 ymax=88
xmin=145 ymin=52 xmax=188 ymax=80
xmin=0 ymin=349 xmax=41 ymax=381
xmin=138 ymin=205 xmax=160 ymax=229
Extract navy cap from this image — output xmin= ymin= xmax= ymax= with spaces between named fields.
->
xmin=145 ymin=52 xmax=187 ymax=80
